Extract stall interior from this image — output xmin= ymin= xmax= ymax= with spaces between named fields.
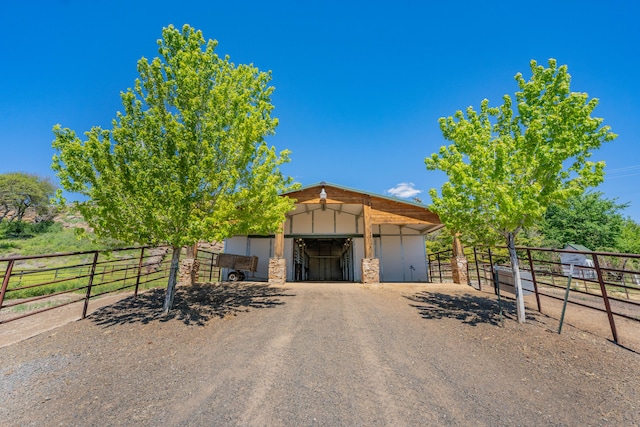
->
xmin=293 ymin=237 xmax=354 ymax=282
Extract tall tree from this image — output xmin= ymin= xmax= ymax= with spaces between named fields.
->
xmin=617 ymin=217 xmax=640 ymax=255
xmin=426 ymin=59 xmax=616 ymax=323
xmin=542 ymin=191 xmax=627 ymax=251
xmin=424 ymin=228 xmax=453 ymax=255
xmin=0 ymin=172 xmax=55 ymax=224
xmin=52 ymin=24 xmax=295 ymax=313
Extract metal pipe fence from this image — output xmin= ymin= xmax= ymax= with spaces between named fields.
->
xmin=195 ymin=249 xmax=222 ymax=283
xmin=428 ymin=246 xmax=640 ymax=344
xmin=0 ymin=246 xmax=221 ymax=325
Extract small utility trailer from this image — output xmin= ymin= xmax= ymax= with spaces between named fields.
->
xmin=214 ymin=253 xmax=259 ymax=281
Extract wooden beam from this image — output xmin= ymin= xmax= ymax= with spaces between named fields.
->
xmin=452 ymin=234 xmax=463 ymax=257
xmin=274 ymin=222 xmax=285 ymax=258
xmin=363 ymin=199 xmax=373 ymax=258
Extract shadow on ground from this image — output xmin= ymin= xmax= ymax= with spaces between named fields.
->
xmin=89 ymin=282 xmax=294 ymax=327
xmin=406 ymin=291 xmax=528 ymax=326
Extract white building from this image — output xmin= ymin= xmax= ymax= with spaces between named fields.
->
xmin=224 ymin=182 xmax=443 ymax=283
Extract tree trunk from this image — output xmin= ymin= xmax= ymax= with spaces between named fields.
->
xmin=163 ymin=246 xmax=181 ymax=315
xmin=507 ymin=232 xmax=526 ymax=323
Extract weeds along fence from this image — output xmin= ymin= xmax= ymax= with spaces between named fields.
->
xmin=0 ymin=246 xmax=221 ymax=325
xmin=428 ymin=246 xmax=640 ymax=344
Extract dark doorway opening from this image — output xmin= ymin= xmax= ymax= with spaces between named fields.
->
xmin=292 ymin=237 xmax=354 ymax=282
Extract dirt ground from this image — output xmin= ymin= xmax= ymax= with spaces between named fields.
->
xmin=1 ymin=282 xmax=639 ymax=426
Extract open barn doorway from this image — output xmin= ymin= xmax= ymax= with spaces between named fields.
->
xmin=292 ymin=237 xmax=354 ymax=282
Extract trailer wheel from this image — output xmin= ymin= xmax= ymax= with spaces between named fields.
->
xmin=238 ymin=272 xmax=246 ymax=281
xmin=227 ymin=271 xmax=240 ymax=282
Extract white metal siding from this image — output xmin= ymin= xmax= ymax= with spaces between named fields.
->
xmin=313 ymin=209 xmax=334 ymax=234
xmin=284 ymin=238 xmax=293 ymax=281
xmin=336 ymin=211 xmax=357 ymax=234
xmin=290 ymin=212 xmax=312 ymax=234
xmin=380 ymin=235 xmax=403 ymax=281
xmin=225 ymin=236 xmax=248 ymax=255
xmin=402 ymin=235 xmax=429 ymax=282
xmin=248 ymin=238 xmax=272 ymax=280
xmin=353 ymin=237 xmax=364 ymax=281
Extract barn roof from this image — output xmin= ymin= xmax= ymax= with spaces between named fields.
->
xmin=282 ymin=182 xmax=444 ymax=234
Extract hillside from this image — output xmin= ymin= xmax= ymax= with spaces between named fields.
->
xmin=0 ymin=206 xmax=121 ymax=258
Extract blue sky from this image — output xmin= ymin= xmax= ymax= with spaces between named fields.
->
xmin=1 ymin=0 xmax=639 ymax=221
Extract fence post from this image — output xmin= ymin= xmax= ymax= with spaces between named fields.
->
xmin=526 ymin=248 xmax=542 ymax=313
xmin=436 ymin=253 xmax=442 ymax=282
xmin=487 ymin=248 xmax=496 ymax=295
xmin=591 ymin=254 xmax=619 ymax=344
xmin=134 ymin=247 xmax=145 ymax=297
xmin=82 ymin=252 xmax=100 ymax=319
xmin=492 ymin=267 xmax=503 ymax=326
xmin=465 ymin=248 xmax=471 ymax=285
xmin=209 ymin=252 xmax=215 ymax=282
xmin=473 ymin=247 xmax=482 ymax=291
xmin=0 ymin=259 xmax=16 ymax=314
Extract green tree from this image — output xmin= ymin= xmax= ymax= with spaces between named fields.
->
xmin=542 ymin=191 xmax=627 ymax=251
xmin=425 ymin=228 xmax=453 ymax=255
xmin=426 ymin=59 xmax=616 ymax=323
xmin=0 ymin=172 xmax=56 ymax=226
xmin=52 ymin=24 xmax=295 ymax=313
xmin=617 ymin=217 xmax=640 ymax=255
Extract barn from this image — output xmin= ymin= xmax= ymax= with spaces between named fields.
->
xmin=223 ymin=182 xmax=444 ymax=284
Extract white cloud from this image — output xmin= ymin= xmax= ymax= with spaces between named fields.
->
xmin=386 ymin=182 xmax=422 ymax=198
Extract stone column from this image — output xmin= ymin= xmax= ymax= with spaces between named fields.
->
xmin=450 ymin=235 xmax=468 ymax=285
xmin=361 ymin=258 xmax=380 ymax=284
xmin=179 ymin=258 xmax=200 ymax=285
xmin=268 ymin=223 xmax=287 ymax=285
xmin=268 ymin=257 xmax=287 ymax=285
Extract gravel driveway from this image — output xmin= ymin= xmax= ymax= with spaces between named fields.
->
xmin=1 ymin=282 xmax=639 ymax=426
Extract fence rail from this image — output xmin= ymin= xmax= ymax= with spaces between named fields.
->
xmin=428 ymin=246 xmax=640 ymax=344
xmin=0 ymin=246 xmax=220 ymax=325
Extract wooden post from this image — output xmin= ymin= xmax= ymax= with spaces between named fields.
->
xmin=186 ymin=243 xmax=198 ymax=258
xmin=182 ymin=242 xmax=200 ymax=285
xmin=360 ymin=197 xmax=379 ymax=284
xmin=362 ymin=199 xmax=373 ymax=259
xmin=451 ymin=234 xmax=468 ymax=285
xmin=452 ymin=234 xmax=463 ymax=257
xmin=275 ymin=221 xmax=285 ymax=258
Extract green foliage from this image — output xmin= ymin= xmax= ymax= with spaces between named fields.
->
xmin=0 ymin=225 xmax=117 ymax=257
xmin=514 ymin=226 xmax=545 ymax=248
xmin=425 ymin=228 xmax=453 ymax=255
xmin=426 ymin=59 xmax=616 ymax=322
xmin=52 ymin=24 xmax=296 ymax=313
xmin=617 ymin=217 xmax=640 ymax=254
xmin=426 ymin=59 xmax=616 ymax=246
xmin=0 ymin=204 xmax=122 ymax=257
xmin=542 ymin=191 xmax=627 ymax=251
xmin=0 ymin=172 xmax=56 ymax=225
xmin=52 ymin=24 xmax=295 ymax=249
xmin=0 ymin=220 xmax=58 ymax=239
